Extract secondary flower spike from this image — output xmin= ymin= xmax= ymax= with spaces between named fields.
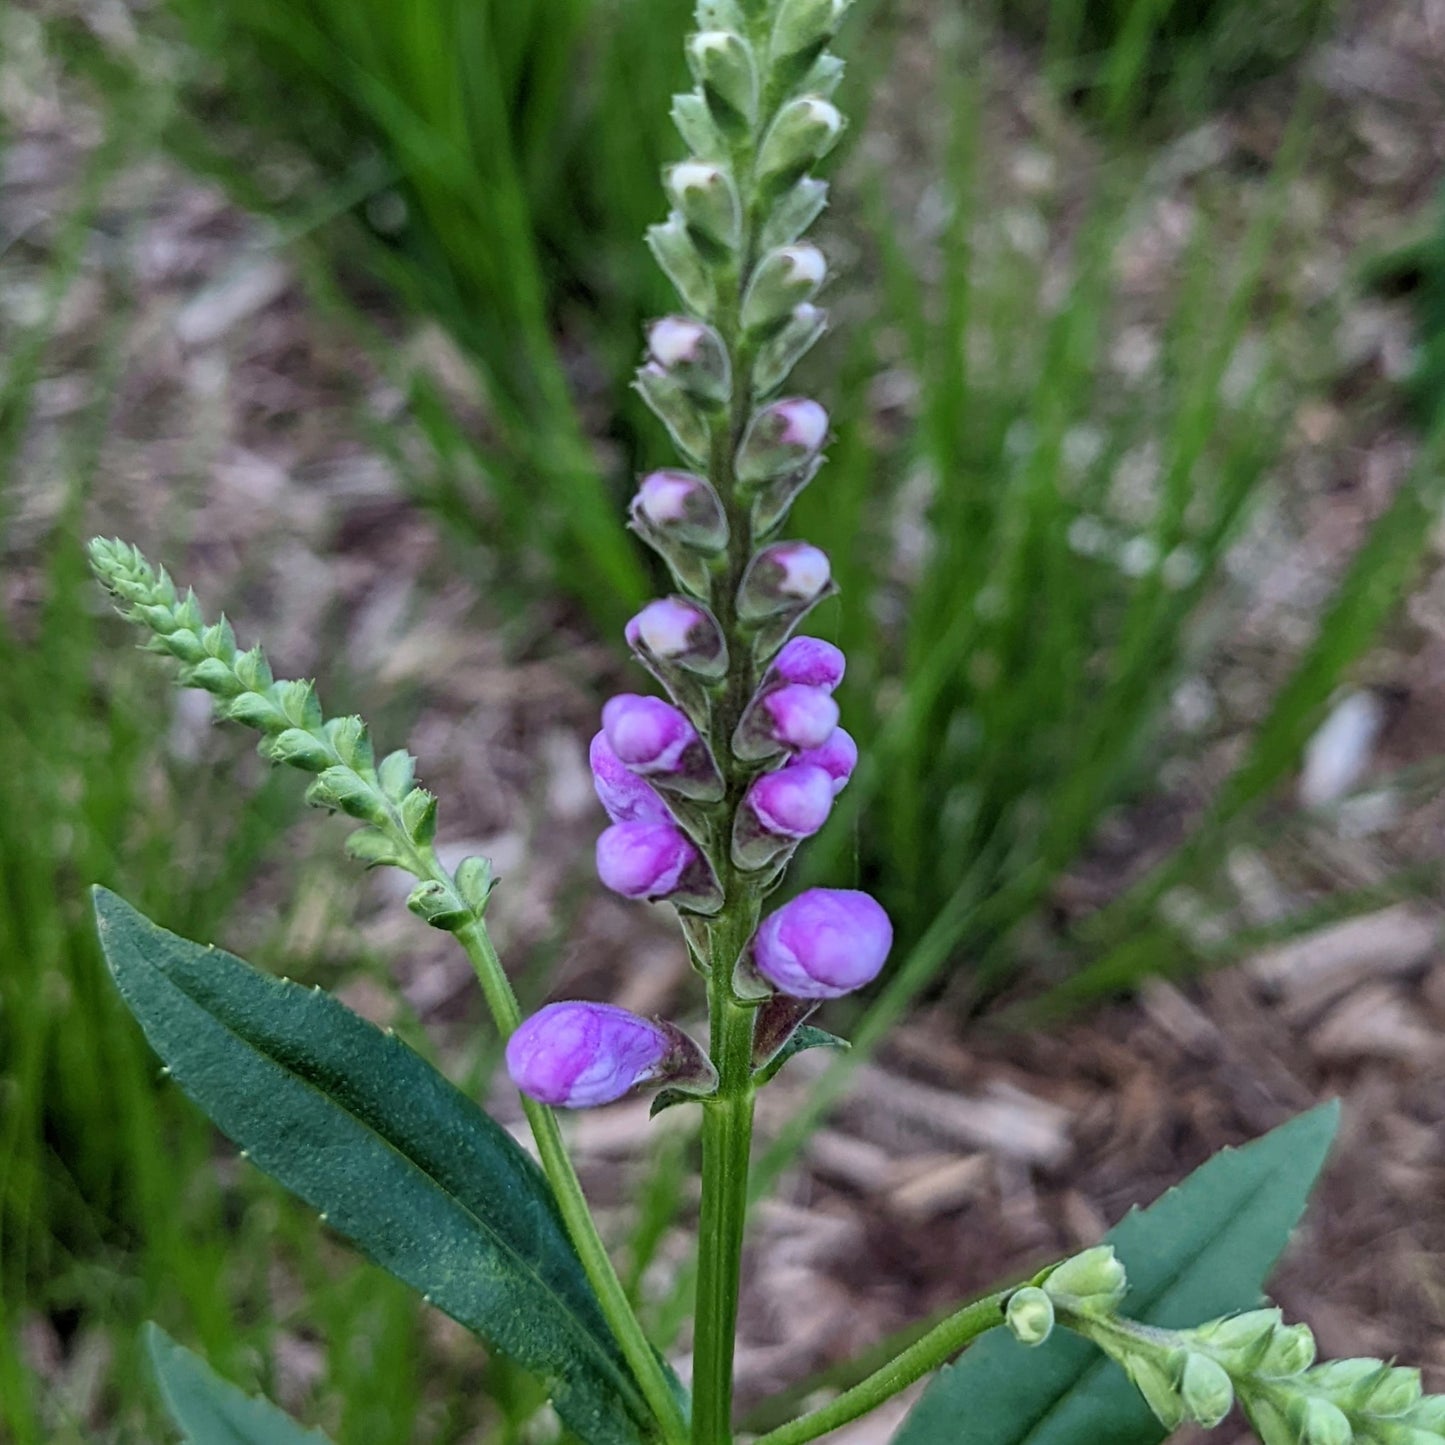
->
xmin=751 ymin=887 xmax=893 ymax=999
xmin=506 ymin=1002 xmax=670 ymax=1108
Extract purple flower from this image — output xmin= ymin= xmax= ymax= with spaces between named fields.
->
xmin=625 ymin=597 xmax=726 ymax=675
xmin=762 ymin=684 xmax=839 ymax=751
xmin=745 ymin=764 xmax=835 ymax=839
xmin=602 ymin=694 xmax=699 ymax=775
xmin=596 ymin=820 xmax=698 ymax=900
xmin=739 ymin=542 xmax=831 ymax=620
xmin=589 ymin=731 xmax=668 ymax=824
xmin=752 ymin=888 xmax=893 ymax=999
xmin=770 ymin=636 xmax=845 ymax=691
xmin=794 ymin=728 xmax=857 ymax=794
xmin=506 ymin=1001 xmax=670 ymax=1108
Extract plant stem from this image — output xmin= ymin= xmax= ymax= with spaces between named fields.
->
xmin=692 ymin=904 xmax=761 ymax=1445
xmin=451 ymin=915 xmax=689 ymax=1445
xmin=749 ymin=1291 xmax=1011 ymax=1445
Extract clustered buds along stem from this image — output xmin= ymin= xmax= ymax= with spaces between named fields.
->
xmin=1023 ymin=1246 xmax=1445 ymax=1445
xmin=507 ymin=0 xmax=891 ymax=1116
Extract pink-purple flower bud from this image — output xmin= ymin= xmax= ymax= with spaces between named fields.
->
xmin=751 ymin=888 xmax=893 ymax=999
xmin=770 ymin=635 xmax=845 ymax=691
xmin=646 ymin=317 xmax=731 ymax=409
xmin=739 ymin=542 xmax=832 ymax=621
xmin=595 ymin=821 xmax=698 ymax=900
xmin=589 ymin=731 xmax=669 ymax=824
xmin=625 ymin=597 xmax=726 ymax=676
xmin=736 ymin=398 xmax=828 ymax=485
xmin=506 ymin=1001 xmax=670 ymax=1108
xmin=632 ymin=470 xmax=728 ymax=553
xmin=762 ymin=684 xmax=839 ymax=750
xmin=746 ymin=763 xmax=835 ymax=838
xmin=602 ymin=693 xmax=699 ymax=775
xmin=794 ymin=727 xmax=857 ymax=794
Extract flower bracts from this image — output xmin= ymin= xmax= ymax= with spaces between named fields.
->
xmin=508 ymin=0 xmax=890 ymax=1110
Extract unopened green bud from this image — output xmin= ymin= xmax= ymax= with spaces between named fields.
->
xmin=1005 ymin=1288 xmax=1054 ymax=1346
xmin=326 ymin=716 xmax=373 ymax=772
xmin=1260 ymin=1323 xmax=1316 ymax=1378
xmin=377 ymin=748 xmax=416 ymax=799
xmin=1291 ymin=1397 xmax=1353 ymax=1445
xmin=666 ymin=161 xmax=742 ymax=253
xmin=756 ymin=96 xmax=844 ymax=194
xmin=1192 ymin=1308 xmax=1282 ymax=1359
xmin=225 ymin=691 xmax=288 ymax=734
xmin=406 ymin=879 xmax=471 ymax=932
xmin=264 ymin=727 xmax=334 ymax=773
xmin=401 ymin=787 xmax=438 ymax=845
xmin=755 ymin=303 xmax=827 ymax=396
xmin=761 ymin=177 xmax=829 ymax=250
xmin=1312 ymin=1360 xmax=1388 ymax=1411
xmin=687 ymin=31 xmax=757 ymax=131
xmin=1408 ymin=1397 xmax=1445 ymax=1430
xmin=1180 ymin=1352 xmax=1234 ymax=1428
xmin=308 ymin=766 xmax=387 ymax=824
xmin=799 ymin=49 xmax=846 ymax=97
xmin=647 ymin=317 xmax=732 ymax=408
xmin=183 ymin=657 xmax=245 ymax=697
xmin=771 ymin=0 xmax=848 ymax=68
xmin=671 ymin=92 xmax=727 ymax=162
xmin=636 ymin=362 xmax=712 ymax=463
xmin=455 ymin=855 xmax=496 ymax=918
xmin=1043 ymin=1246 xmax=1128 ymax=1313
xmin=647 ymin=215 xmax=714 ymax=315
xmin=1124 ymin=1354 xmax=1185 ymax=1431
xmin=742 ymin=244 xmax=827 ymax=336
xmin=1367 ymin=1368 xmax=1424 ymax=1419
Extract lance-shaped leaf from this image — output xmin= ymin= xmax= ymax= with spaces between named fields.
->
xmin=95 ymin=889 xmax=655 ymax=1445
xmin=892 ymin=1102 xmax=1340 ymax=1445
xmin=146 ymin=1324 xmax=334 ymax=1444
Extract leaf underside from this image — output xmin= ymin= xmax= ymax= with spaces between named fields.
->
xmin=95 ymin=888 xmax=655 ymax=1445
xmin=146 ymin=1323 xmax=336 ymax=1444
xmin=892 ymin=1102 xmax=1341 ymax=1445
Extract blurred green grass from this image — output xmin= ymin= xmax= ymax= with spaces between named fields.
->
xmin=5 ymin=0 xmax=1442 ymax=1436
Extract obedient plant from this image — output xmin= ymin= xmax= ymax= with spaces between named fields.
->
xmin=86 ymin=2 xmax=1438 ymax=1443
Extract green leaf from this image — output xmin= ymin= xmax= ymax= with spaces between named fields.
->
xmin=893 ymin=1103 xmax=1340 ymax=1445
xmin=95 ymin=888 xmax=656 ymax=1445
xmin=146 ymin=1324 xmax=335 ymax=1443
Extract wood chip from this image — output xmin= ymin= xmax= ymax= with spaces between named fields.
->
xmin=888 ymin=1154 xmax=992 ymax=1220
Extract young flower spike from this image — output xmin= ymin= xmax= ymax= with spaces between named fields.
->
xmin=589 ymin=732 xmax=669 ymax=824
xmin=505 ymin=1002 xmax=671 ymax=1108
xmin=751 ymin=887 xmax=893 ymax=998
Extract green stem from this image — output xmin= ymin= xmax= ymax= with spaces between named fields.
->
xmin=451 ymin=915 xmax=690 ymax=1445
xmin=692 ymin=920 xmax=760 ymax=1445
xmin=750 ymin=1292 xmax=1011 ymax=1445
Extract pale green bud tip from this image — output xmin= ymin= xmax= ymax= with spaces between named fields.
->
xmin=1261 ymin=1322 xmax=1317 ymax=1377
xmin=1043 ymin=1246 xmax=1128 ymax=1311
xmin=687 ymin=29 xmax=757 ymax=126
xmin=1005 ymin=1287 xmax=1054 ymax=1347
xmin=1180 ymin=1352 xmax=1234 ymax=1428
xmin=1292 ymin=1397 xmax=1353 ymax=1445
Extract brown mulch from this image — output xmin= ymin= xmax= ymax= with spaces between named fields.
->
xmin=4 ymin=0 xmax=1444 ymax=1441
